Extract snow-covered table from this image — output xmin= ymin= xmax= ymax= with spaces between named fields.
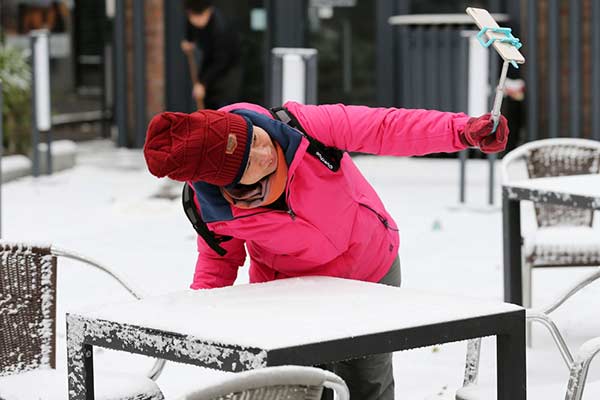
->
xmin=502 ymin=174 xmax=600 ymax=304
xmin=66 ymin=276 xmax=525 ymax=400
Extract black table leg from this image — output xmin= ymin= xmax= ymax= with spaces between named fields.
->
xmin=503 ymin=191 xmax=523 ymax=305
xmin=496 ymin=312 xmax=526 ymax=400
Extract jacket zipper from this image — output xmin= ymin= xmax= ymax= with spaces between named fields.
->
xmin=358 ymin=203 xmax=399 ymax=231
xmin=285 ymin=174 xmax=296 ymax=220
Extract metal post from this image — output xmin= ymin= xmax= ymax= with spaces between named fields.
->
xmin=271 ymin=48 xmax=318 ymax=105
xmin=30 ymin=34 xmax=40 ymax=177
xmin=0 ymin=80 xmax=3 ymax=237
xmin=548 ymin=0 xmax=560 ymax=138
xmin=114 ymin=0 xmax=128 ymax=147
xmin=569 ymin=0 xmax=581 ymax=138
xmin=488 ymin=153 xmax=496 ymax=205
xmin=31 ymin=30 xmax=52 ymax=175
xmin=459 ymin=149 xmax=467 ymax=203
xmin=592 ymin=1 xmax=600 ymax=140
xmin=133 ymin=0 xmax=146 ymax=148
xmin=526 ymin=0 xmax=538 ymax=142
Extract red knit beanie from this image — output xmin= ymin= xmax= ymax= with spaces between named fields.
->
xmin=143 ymin=110 xmax=250 ymax=186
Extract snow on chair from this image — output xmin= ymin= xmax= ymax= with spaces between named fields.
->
xmin=179 ymin=365 xmax=349 ymax=400
xmin=501 ymin=138 xmax=600 ymax=344
xmin=456 ymin=266 xmax=600 ymax=400
xmin=0 ymin=242 xmax=166 ymax=400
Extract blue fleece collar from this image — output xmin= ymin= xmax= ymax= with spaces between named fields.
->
xmin=192 ymin=108 xmax=303 ymax=222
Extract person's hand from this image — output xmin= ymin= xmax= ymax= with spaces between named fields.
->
xmin=181 ymin=40 xmax=195 ymax=55
xmin=192 ymin=83 xmax=206 ymax=109
xmin=460 ymin=113 xmax=509 ymax=154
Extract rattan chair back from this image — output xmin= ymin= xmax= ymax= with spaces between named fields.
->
xmin=209 ymin=385 xmax=323 ymax=399
xmin=525 ymin=143 xmax=600 ymax=227
xmin=0 ymin=243 xmax=57 ymax=376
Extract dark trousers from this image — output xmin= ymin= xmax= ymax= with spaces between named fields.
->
xmin=320 ymin=256 xmax=401 ymax=400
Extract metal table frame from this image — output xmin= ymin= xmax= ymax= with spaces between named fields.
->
xmin=67 ymin=289 xmax=525 ymax=400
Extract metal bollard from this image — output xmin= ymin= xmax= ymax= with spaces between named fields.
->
xmin=30 ymin=29 xmax=53 ymax=176
xmin=0 ymin=80 xmax=3 ymax=237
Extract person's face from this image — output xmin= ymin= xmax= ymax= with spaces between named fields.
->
xmin=187 ymin=8 xmax=212 ymax=28
xmin=239 ymin=126 xmax=277 ymax=185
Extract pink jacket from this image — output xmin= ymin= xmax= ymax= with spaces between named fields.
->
xmin=190 ymin=102 xmax=470 ymax=289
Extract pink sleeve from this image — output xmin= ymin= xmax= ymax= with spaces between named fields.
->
xmin=284 ymin=102 xmax=470 ymax=156
xmin=190 ymin=235 xmax=247 ymax=290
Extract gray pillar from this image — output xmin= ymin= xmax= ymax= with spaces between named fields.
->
xmin=593 ymin=0 xmax=600 ymax=140
xmin=30 ymin=35 xmax=40 ymax=177
xmin=548 ymin=0 xmax=560 ymax=138
xmin=376 ymin=0 xmax=397 ymax=106
xmin=526 ymin=0 xmax=538 ymax=142
xmin=114 ymin=0 xmax=128 ymax=147
xmin=270 ymin=48 xmax=318 ymax=106
xmin=268 ymin=0 xmax=307 ymax=48
xmin=0 ymin=80 xmax=3 ymax=237
xmin=164 ymin=1 xmax=191 ymax=112
xmin=569 ymin=0 xmax=581 ymax=138
xmin=133 ymin=0 xmax=146 ymax=148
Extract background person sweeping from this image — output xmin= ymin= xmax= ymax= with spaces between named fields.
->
xmin=180 ymin=0 xmax=242 ymax=109
xmin=143 ymin=101 xmax=509 ymax=400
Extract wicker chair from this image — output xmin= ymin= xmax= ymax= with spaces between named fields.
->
xmin=179 ymin=365 xmax=349 ymax=400
xmin=456 ymin=266 xmax=600 ymax=400
xmin=501 ymin=138 xmax=600 ymax=343
xmin=0 ymin=242 xmax=166 ymax=400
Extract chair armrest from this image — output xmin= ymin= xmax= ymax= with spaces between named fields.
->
xmin=565 ymin=337 xmax=600 ymax=400
xmin=51 ymin=246 xmax=145 ymax=299
xmin=526 ymin=310 xmax=574 ymax=368
xmin=51 ymin=246 xmax=166 ymax=380
xmin=542 ymin=267 xmax=600 ymax=315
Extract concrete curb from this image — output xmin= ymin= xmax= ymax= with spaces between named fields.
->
xmin=1 ymin=140 xmax=77 ymax=183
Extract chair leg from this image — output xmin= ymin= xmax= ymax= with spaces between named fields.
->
xmin=522 ymin=261 xmax=533 ymax=347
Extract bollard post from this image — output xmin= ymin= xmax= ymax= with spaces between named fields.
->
xmin=0 ymin=80 xmax=3 ymax=237
xmin=271 ymin=48 xmax=318 ymax=106
xmin=30 ymin=29 xmax=52 ymax=176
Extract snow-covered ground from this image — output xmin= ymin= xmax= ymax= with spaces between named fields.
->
xmin=2 ymin=139 xmax=599 ymax=399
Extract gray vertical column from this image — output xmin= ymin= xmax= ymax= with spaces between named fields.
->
xmin=133 ymin=0 xmax=146 ymax=148
xmin=440 ymin=25 xmax=452 ymax=111
xmin=305 ymin=53 xmax=318 ymax=105
xmin=164 ymin=1 xmax=191 ymax=112
xmin=30 ymin=35 xmax=40 ymax=177
xmin=376 ymin=0 xmax=396 ymax=106
xmin=342 ymin=19 xmax=352 ymax=94
xmin=527 ymin=0 xmax=538 ymax=142
xmin=413 ymin=26 xmax=424 ymax=108
xmin=592 ymin=1 xmax=600 ymax=140
xmin=400 ymin=27 xmax=412 ymax=107
xmin=569 ymin=0 xmax=581 ymax=138
xmin=427 ymin=27 xmax=439 ymax=110
xmin=457 ymin=27 xmax=469 ymax=114
xmin=548 ymin=0 xmax=560 ymax=138
xmin=114 ymin=0 xmax=128 ymax=147
xmin=0 ymin=80 xmax=3 ymax=237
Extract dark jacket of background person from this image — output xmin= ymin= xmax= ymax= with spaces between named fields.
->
xmin=185 ymin=7 xmax=242 ymax=109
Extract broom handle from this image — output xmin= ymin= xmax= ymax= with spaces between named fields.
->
xmin=186 ymin=50 xmax=204 ymax=110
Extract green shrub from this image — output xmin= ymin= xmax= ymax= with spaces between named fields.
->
xmin=0 ymin=45 xmax=31 ymax=155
